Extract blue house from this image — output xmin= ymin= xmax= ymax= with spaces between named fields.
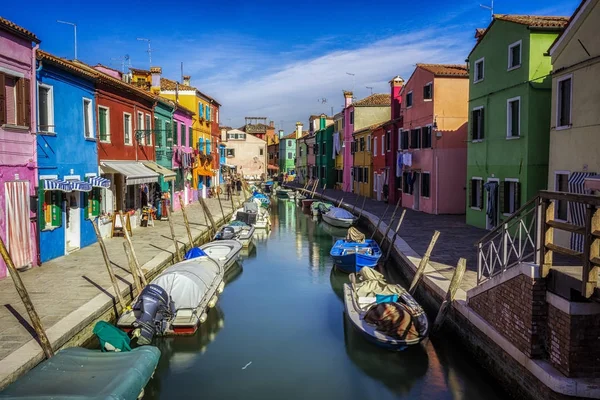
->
xmin=36 ymin=50 xmax=105 ymax=262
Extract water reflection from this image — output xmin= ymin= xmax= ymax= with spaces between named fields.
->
xmin=224 ymin=262 xmax=243 ymax=285
xmin=240 ymin=243 xmax=257 ymax=259
xmin=329 ymin=267 xmax=349 ymax=300
xmin=319 ymin=221 xmax=349 ymax=240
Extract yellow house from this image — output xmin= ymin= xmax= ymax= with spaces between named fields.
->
xmin=547 ymin=0 xmax=600 ymax=249
xmin=352 ymin=124 xmax=375 ymax=197
xmin=333 ymin=111 xmax=344 ymax=190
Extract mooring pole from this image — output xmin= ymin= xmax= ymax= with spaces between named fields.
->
xmin=119 ymin=211 xmax=147 ymax=286
xmin=370 ymin=203 xmax=390 ymax=240
xmin=311 ymin=179 xmax=320 ymax=198
xmin=0 ymin=236 xmax=54 ymax=359
xmin=178 ymin=193 xmax=194 ymax=248
xmin=431 ymin=258 xmax=466 ymax=333
xmin=337 ymin=197 xmax=344 ymax=208
xmin=216 ymin=190 xmax=226 ymax=223
xmin=357 ymin=195 xmax=367 ymax=219
xmin=351 ymin=194 xmax=361 ymax=214
xmin=122 ymin=241 xmax=142 ymax=296
xmin=380 ymin=199 xmax=401 ymax=245
xmin=408 ymin=230 xmax=441 ymax=294
xmin=91 ymin=219 xmax=125 ymax=311
xmin=384 ymin=210 xmax=406 ymax=262
xmin=163 ymin=206 xmax=181 ymax=262
xmin=200 ymin=196 xmax=218 ymax=234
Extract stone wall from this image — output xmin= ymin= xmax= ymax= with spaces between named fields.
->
xmin=469 ymin=274 xmax=547 ymax=358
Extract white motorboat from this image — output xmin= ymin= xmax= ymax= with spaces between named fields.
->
xmin=199 ymin=240 xmax=242 ymax=274
xmin=322 ymin=207 xmax=358 ymax=228
xmin=231 ymin=201 xmax=271 ymax=229
xmin=214 ymin=222 xmax=255 ymax=247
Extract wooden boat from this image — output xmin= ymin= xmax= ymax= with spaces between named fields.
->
xmin=117 ymin=254 xmax=224 ymax=342
xmin=215 ymin=221 xmax=255 ymax=247
xmin=0 ymin=346 xmax=160 ymax=399
xmin=322 ymin=206 xmax=357 ymax=228
xmin=330 ymin=239 xmax=382 ymax=273
xmin=196 ymin=240 xmax=242 ymax=274
xmin=311 ymin=201 xmax=333 ymax=216
xmin=343 ymin=268 xmax=429 ymax=351
xmin=231 ymin=201 xmax=271 ymax=229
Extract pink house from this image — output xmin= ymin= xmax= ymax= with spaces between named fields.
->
xmin=399 ymin=64 xmax=469 ymax=214
xmin=342 ymin=91 xmax=353 ymax=192
xmin=171 ymin=104 xmax=195 ymax=211
xmin=0 ymin=18 xmax=40 ymax=278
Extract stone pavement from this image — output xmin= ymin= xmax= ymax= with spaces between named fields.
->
xmin=0 ymin=194 xmax=245 ymax=388
xmin=288 ymin=183 xmax=486 ymax=291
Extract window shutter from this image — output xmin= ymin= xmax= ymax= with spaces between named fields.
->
xmin=479 ymin=181 xmax=484 ymax=209
xmin=51 ymin=191 xmax=62 ymax=227
xmin=480 ymin=108 xmax=485 ymax=139
xmin=469 ymin=180 xmax=474 ymax=207
xmin=16 ymin=78 xmax=25 ymax=126
xmin=500 ymin=181 xmax=507 ymax=214
xmin=37 ymin=183 xmax=45 ymax=228
xmin=188 ymin=126 xmax=193 ymax=147
xmin=515 ymin=182 xmax=521 ymax=210
xmin=0 ymin=73 xmax=5 ymax=125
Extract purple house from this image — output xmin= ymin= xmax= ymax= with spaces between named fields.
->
xmin=171 ymin=103 xmax=195 ymax=211
xmin=0 ymin=17 xmax=40 ymax=278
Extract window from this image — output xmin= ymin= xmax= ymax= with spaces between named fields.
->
xmin=98 ymin=106 xmax=110 ymax=142
xmin=165 ymin=121 xmax=172 ymax=147
xmin=145 ymin=114 xmax=152 ymax=145
xmin=502 ymin=180 xmax=520 ymax=215
xmin=42 ymin=190 xmax=62 ymax=229
xmin=381 ymin=133 xmax=385 ymax=154
xmin=321 ymin=142 xmax=326 ymax=154
xmin=124 ymin=113 xmax=132 ymax=145
xmin=363 ymin=168 xmax=368 ymax=183
xmin=154 ymin=117 xmax=160 ymax=146
xmin=557 ymin=76 xmax=572 ymax=128
xmin=396 ymin=174 xmax=402 ymax=193
xmin=137 ymin=112 xmax=144 ymax=145
xmin=374 ymin=137 xmax=378 ymax=156
xmin=472 ymin=107 xmax=484 ymax=140
xmin=555 ymin=172 xmax=569 ymax=221
xmin=288 ymin=152 xmax=292 ymax=159
xmin=188 ymin=126 xmax=193 ymax=147
xmin=401 ymin=130 xmax=409 ymax=150
xmin=470 ymin=178 xmax=483 ymax=209
xmin=173 ymin=122 xmax=179 ymax=145
xmin=421 ymin=173 xmax=431 ymax=198
xmin=403 ymin=172 xmax=412 ymax=194
xmin=38 ymin=84 xmax=54 ymax=132
xmin=367 ymin=135 xmax=371 ymax=152
xmin=422 ymin=126 xmax=432 ymax=148
xmin=321 ymin=166 xmax=326 ymax=180
xmin=198 ymin=103 xmax=204 ymax=118
xmin=287 ymin=140 xmax=292 ymax=147
xmin=508 ymin=40 xmax=522 ymax=70
xmin=350 ymin=111 xmax=354 ymax=125
xmin=1 ymin=73 xmax=30 ymax=127
xmin=226 ymin=148 xmax=235 ymax=157
xmin=406 ymin=91 xmax=413 ymax=108
xmin=423 ymin=83 xmax=433 ymax=100
xmin=83 ymin=98 xmax=93 ymax=138
xmin=206 ymin=106 xmax=211 ymax=121
xmin=474 ymin=58 xmax=484 ymax=83
xmin=507 ymin=97 xmax=520 ymax=138
xmin=359 ymin=137 xmax=365 ymax=151
xmin=386 ymin=130 xmax=391 ymax=151
xmin=410 ymin=129 xmax=421 ymax=149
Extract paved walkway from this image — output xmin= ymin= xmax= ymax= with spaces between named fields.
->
xmin=0 ymin=194 xmax=245 ymax=388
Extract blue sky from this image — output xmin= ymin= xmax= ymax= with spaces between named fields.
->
xmin=4 ymin=0 xmax=579 ymax=132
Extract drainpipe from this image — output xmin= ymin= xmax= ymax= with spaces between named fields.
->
xmin=32 ymin=43 xmax=41 ymax=266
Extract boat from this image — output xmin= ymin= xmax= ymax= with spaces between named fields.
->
xmin=311 ymin=201 xmax=333 ymax=217
xmin=188 ymin=240 xmax=242 ymax=274
xmin=320 ymin=221 xmax=349 ymax=239
xmin=215 ymin=221 xmax=255 ymax=247
xmin=276 ymin=187 xmax=294 ymax=198
xmin=330 ymin=228 xmax=382 ymax=273
xmin=301 ymin=198 xmax=318 ymax=211
xmin=117 ymin=252 xmax=224 ymax=343
xmin=343 ymin=268 xmax=429 ymax=351
xmin=232 ymin=201 xmax=271 ymax=229
xmin=0 ymin=346 xmax=161 ymax=399
xmin=322 ymin=206 xmax=357 ymax=228
xmin=251 ymin=192 xmax=271 ymax=209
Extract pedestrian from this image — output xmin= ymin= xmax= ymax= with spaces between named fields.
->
xmin=226 ymin=176 xmax=232 ymax=200
xmin=236 ymin=177 xmax=242 ymax=195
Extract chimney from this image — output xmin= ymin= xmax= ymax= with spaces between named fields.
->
xmin=150 ymin=66 xmax=162 ymax=93
xmin=269 ymin=121 xmax=275 ymax=128
xmin=183 ymin=75 xmax=191 ymax=86
xmin=296 ymin=122 xmax=303 ymax=139
xmin=278 ymin=129 xmax=284 ymax=139
xmin=344 ymin=91 xmax=353 ymax=108
xmin=390 ymin=76 xmax=404 ymax=120
xmin=319 ymin=114 xmax=326 ymax=130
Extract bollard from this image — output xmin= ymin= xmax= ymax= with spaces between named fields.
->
xmin=91 ymin=219 xmax=125 ymax=311
xmin=408 ymin=230 xmax=441 ymax=294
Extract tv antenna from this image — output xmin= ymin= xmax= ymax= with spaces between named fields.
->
xmin=480 ymin=0 xmax=494 ymax=20
xmin=137 ymin=38 xmax=153 ymax=66
xmin=366 ymin=86 xmax=373 ymax=95
xmin=111 ymin=54 xmax=131 ymax=73
xmin=318 ymin=98 xmax=328 ymax=104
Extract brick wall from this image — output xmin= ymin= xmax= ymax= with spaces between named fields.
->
xmin=469 ymin=274 xmax=547 ymax=358
xmin=547 ymin=304 xmax=600 ymax=378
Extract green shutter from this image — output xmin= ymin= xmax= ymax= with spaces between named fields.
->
xmin=188 ymin=127 xmax=193 ymax=147
xmin=51 ymin=191 xmax=61 ymax=227
xmin=99 ymin=108 xmax=107 ymax=141
xmin=37 ymin=183 xmax=45 ymax=229
xmin=173 ymin=122 xmax=178 ymax=145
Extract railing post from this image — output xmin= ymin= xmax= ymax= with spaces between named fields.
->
xmin=478 ymin=242 xmax=483 ymax=283
xmin=535 ymin=197 xmax=542 ymax=266
xmin=502 ymin=223 xmax=508 ymax=272
xmin=582 ymin=205 xmax=595 ymax=298
xmin=540 ymin=199 xmax=554 ymax=278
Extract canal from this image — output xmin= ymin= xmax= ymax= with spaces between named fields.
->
xmin=145 ymin=198 xmax=506 ymax=399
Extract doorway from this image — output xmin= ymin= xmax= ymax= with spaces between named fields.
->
xmin=66 ymin=191 xmax=81 ymax=252
xmin=4 ymin=181 xmax=32 ymax=275
xmin=485 ymin=178 xmax=500 ymax=230
xmin=413 ymin=172 xmax=421 ymax=211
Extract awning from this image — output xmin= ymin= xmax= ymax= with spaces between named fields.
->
xmin=584 ymin=175 xmax=600 ymax=191
xmin=221 ymin=163 xmax=236 ymax=169
xmin=267 ymin=164 xmax=279 ymax=170
xmin=88 ymin=176 xmax=111 ymax=188
xmin=68 ymin=180 xmax=92 ymax=192
xmin=43 ymin=179 xmax=72 ymax=192
xmin=142 ymin=161 xmax=176 ymax=182
xmin=198 ymin=166 xmax=213 ymax=177
xmin=100 ymin=161 xmax=159 ymax=185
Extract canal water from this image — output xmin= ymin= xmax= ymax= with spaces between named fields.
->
xmin=145 ymin=198 xmax=506 ymax=400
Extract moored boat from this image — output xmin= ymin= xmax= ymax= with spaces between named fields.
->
xmin=311 ymin=201 xmax=333 ymax=216
xmin=117 ymin=253 xmax=224 ymax=343
xmin=191 ymin=240 xmax=242 ymax=274
xmin=343 ymin=268 xmax=429 ymax=351
xmin=322 ymin=206 xmax=357 ymax=228
xmin=215 ymin=221 xmax=255 ymax=247
xmin=330 ymin=228 xmax=381 ymax=273
xmin=276 ymin=187 xmax=294 ymax=198
xmin=231 ymin=201 xmax=271 ymax=229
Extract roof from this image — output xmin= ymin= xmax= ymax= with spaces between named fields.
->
xmin=0 ymin=16 xmax=40 ymax=43
xmin=493 ymin=14 xmax=570 ymax=28
xmin=353 ymin=121 xmax=387 ymax=135
xmin=282 ymin=132 xmax=297 ymax=140
xmin=37 ymin=50 xmax=96 ymax=80
xmin=416 ymin=63 xmax=469 ymax=77
xmin=160 ymin=77 xmax=221 ymax=106
xmin=549 ymin=0 xmax=590 ymax=56
xmin=130 ymin=67 xmax=151 ymax=74
xmin=475 ymin=28 xmax=487 ymax=40
xmin=94 ymin=64 xmax=122 ymax=75
xmin=352 ymin=93 xmax=390 ymax=107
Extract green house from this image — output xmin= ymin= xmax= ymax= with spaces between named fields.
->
xmin=465 ymin=15 xmax=569 ymax=230
xmin=315 ymin=115 xmax=336 ymax=188
xmin=152 ymin=98 xmax=176 ymax=192
xmin=279 ymin=131 xmax=297 ymax=174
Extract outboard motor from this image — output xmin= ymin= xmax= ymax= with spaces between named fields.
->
xmin=220 ymin=226 xmax=237 ymax=240
xmin=132 ymin=284 xmax=174 ymax=345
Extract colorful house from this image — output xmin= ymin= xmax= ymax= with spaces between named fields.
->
xmin=547 ymin=0 xmax=600 ymax=251
xmin=0 ymin=17 xmax=40 ymax=277
xmin=149 ymin=96 xmax=176 ymax=194
xmin=315 ymin=115 xmax=335 ymax=188
xmin=266 ymin=133 xmax=280 ymax=178
xmin=305 ymin=130 xmax=316 ymax=181
xmin=295 ymin=130 xmax=309 ymax=184
xmin=171 ymin=104 xmax=195 ymax=210
xmin=466 ymin=15 xmax=569 ymax=229
xmin=279 ymin=130 xmax=297 ymax=175
xmin=400 ymin=64 xmax=469 ymax=214
xmin=222 ymin=129 xmax=267 ymax=179
xmin=352 ymin=123 xmax=377 ymax=197
xmin=333 ymin=111 xmax=344 ymax=190
xmin=35 ymin=51 xmax=101 ymax=262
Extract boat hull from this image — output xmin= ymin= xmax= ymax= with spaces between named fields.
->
xmin=330 ymin=239 xmax=381 ymax=273
xmin=322 ymin=213 xmax=355 ymax=228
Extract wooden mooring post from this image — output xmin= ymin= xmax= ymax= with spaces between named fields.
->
xmin=351 ymin=194 xmax=362 ymax=214
xmin=0 ymin=236 xmax=54 ymax=359
xmin=122 ymin=241 xmax=142 ymax=296
xmin=200 ymin=197 xmax=218 ymax=234
xmin=431 ymin=258 xmax=467 ymax=334
xmin=384 ymin=210 xmax=406 ymax=263
xmin=357 ymin=195 xmax=367 ymax=219
xmin=311 ymin=179 xmax=320 ymax=198
xmin=163 ymin=206 xmax=181 ymax=263
xmin=91 ymin=219 xmax=125 ymax=311
xmin=370 ymin=203 xmax=391 ymax=240
xmin=408 ymin=230 xmax=441 ymax=294
xmin=119 ymin=211 xmax=147 ymax=286
xmin=380 ymin=199 xmax=401 ymax=240
xmin=216 ymin=190 xmax=226 ymax=223
xmin=178 ymin=193 xmax=194 ymax=248
xmin=337 ymin=197 xmax=344 ymax=208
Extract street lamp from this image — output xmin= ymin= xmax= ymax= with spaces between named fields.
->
xmin=56 ymin=20 xmax=77 ymax=60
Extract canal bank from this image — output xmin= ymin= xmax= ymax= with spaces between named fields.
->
xmin=286 ymin=183 xmax=600 ymax=400
xmin=0 ymin=193 xmax=248 ymax=390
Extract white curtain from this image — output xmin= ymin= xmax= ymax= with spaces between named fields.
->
xmin=4 ymin=181 xmax=32 ymax=272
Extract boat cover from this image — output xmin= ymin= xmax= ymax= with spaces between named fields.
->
xmin=327 ymin=207 xmax=355 ymax=219
xmin=185 ymin=247 xmax=207 ymax=260
xmin=244 ymin=201 xmax=259 ymax=213
xmin=152 ymin=258 xmax=221 ymax=310
xmin=0 ymin=346 xmax=160 ymax=399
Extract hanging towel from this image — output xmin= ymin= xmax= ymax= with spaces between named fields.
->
xmin=403 ymin=152 xmax=412 ymax=167
xmin=396 ymin=152 xmax=403 ymax=177
xmin=333 ymin=132 xmax=342 ymax=159
xmin=483 ymin=181 xmax=499 ymax=227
